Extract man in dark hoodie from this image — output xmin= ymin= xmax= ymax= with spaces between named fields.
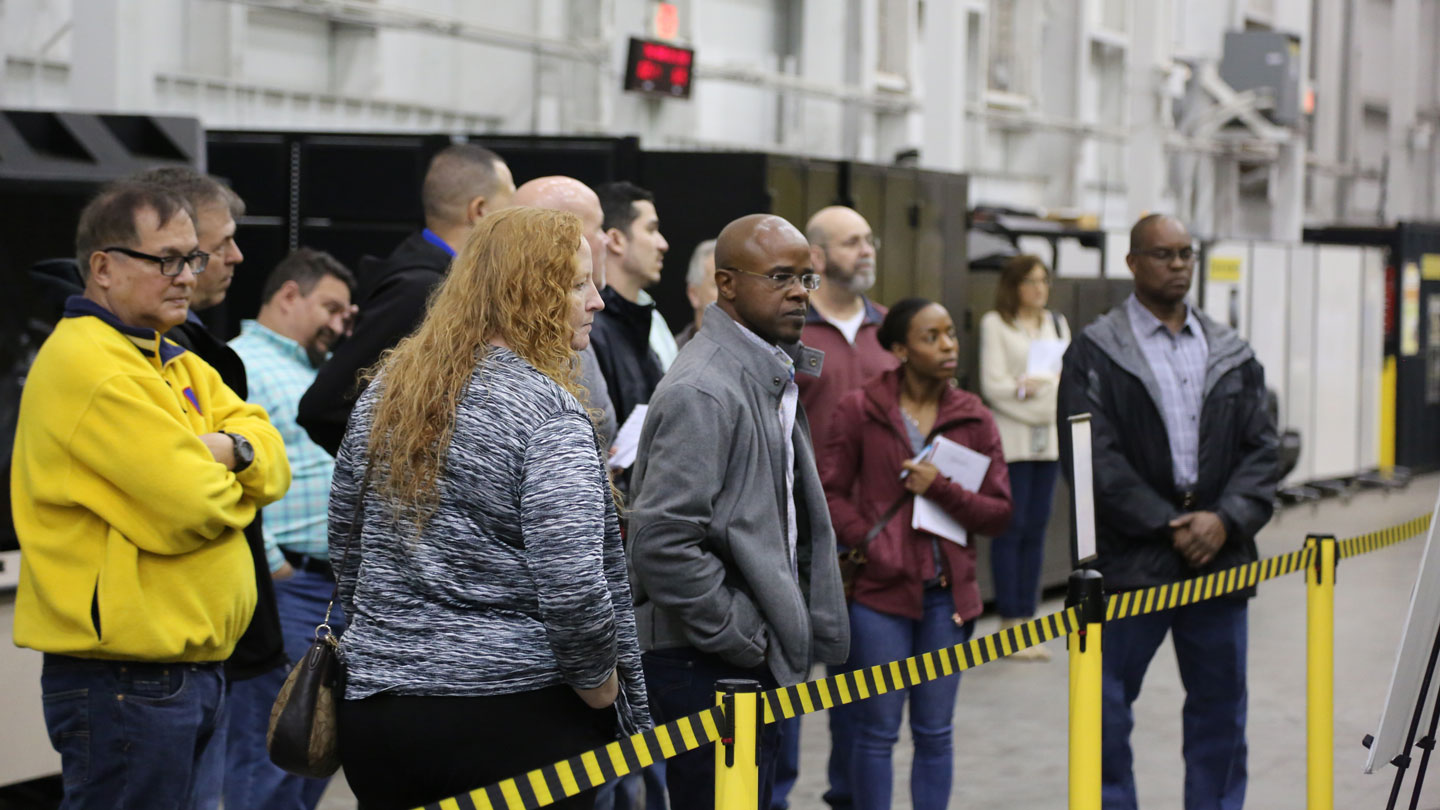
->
xmin=1058 ymin=214 xmax=1278 ymax=810
xmin=298 ymin=144 xmax=513 ymax=454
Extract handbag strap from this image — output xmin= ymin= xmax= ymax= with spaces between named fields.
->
xmin=317 ymin=462 xmax=372 ymax=642
xmin=854 ymin=492 xmax=910 ymax=555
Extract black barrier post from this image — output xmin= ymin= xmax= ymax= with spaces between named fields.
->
xmin=1066 ymin=569 xmax=1105 ymax=652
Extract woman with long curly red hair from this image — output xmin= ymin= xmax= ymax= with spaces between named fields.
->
xmin=328 ymin=206 xmax=648 ymax=810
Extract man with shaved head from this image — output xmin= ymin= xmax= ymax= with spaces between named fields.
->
xmin=1058 ymin=214 xmax=1277 ymax=810
xmin=298 ymin=143 xmax=513 ymax=453
xmin=629 ymin=214 xmax=850 ymax=810
xmin=510 ymin=176 xmax=620 ymax=465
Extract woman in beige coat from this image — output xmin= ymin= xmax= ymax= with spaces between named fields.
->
xmin=978 ymin=255 xmax=1070 ymax=660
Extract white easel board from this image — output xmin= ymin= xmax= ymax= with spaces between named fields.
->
xmin=1366 ymin=484 xmax=1440 ymax=772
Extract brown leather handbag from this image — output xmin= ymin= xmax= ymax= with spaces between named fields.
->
xmin=266 ymin=467 xmax=368 ymax=778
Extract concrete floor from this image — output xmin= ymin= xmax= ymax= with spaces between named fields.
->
xmin=320 ymin=475 xmax=1440 ymax=809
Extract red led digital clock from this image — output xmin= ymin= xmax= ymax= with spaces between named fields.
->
xmin=623 ymin=37 xmax=695 ymax=99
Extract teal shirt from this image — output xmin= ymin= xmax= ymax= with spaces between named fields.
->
xmin=230 ymin=320 xmax=335 ymax=572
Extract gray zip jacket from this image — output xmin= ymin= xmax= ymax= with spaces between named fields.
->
xmin=628 ymin=304 xmax=850 ymax=687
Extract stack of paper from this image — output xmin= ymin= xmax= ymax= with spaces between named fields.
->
xmin=608 ymin=405 xmax=649 ymax=470
xmin=911 ymin=436 xmax=991 ymax=546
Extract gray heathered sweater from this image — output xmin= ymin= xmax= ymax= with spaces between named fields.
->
xmin=329 ymin=347 xmax=648 ymax=732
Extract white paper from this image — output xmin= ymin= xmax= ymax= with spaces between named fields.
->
xmin=1026 ymin=338 xmax=1067 ymax=377
xmin=607 ymin=405 xmax=649 ymax=471
xmin=910 ymin=436 xmax=992 ymax=547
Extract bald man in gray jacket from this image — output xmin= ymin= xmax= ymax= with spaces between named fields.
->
xmin=628 ymin=214 xmax=849 ymax=810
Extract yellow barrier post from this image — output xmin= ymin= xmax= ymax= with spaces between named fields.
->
xmin=1306 ymin=534 xmax=1337 ymax=810
xmin=1068 ymin=569 xmax=1105 ymax=810
xmin=714 ymin=679 xmax=761 ymax=810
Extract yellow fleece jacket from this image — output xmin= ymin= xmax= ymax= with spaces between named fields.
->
xmin=11 ymin=301 xmax=291 ymax=662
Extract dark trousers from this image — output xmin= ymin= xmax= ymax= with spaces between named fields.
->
xmin=990 ymin=460 xmax=1061 ymax=618
xmin=40 ymin=654 xmax=227 ymax=810
xmin=642 ymin=647 xmax=782 ymax=810
xmin=771 ymin=716 xmax=801 ymax=809
xmin=1102 ymin=598 xmax=1249 ymax=810
xmin=338 ymin=685 xmax=618 ymax=810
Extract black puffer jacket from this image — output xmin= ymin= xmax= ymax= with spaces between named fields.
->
xmin=298 ymin=231 xmax=452 ymax=455
xmin=1057 ymin=303 xmax=1278 ymax=594
xmin=590 ymin=286 xmax=664 ymax=425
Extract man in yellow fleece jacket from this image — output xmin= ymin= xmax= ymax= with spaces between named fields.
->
xmin=11 ymin=181 xmax=290 ymax=809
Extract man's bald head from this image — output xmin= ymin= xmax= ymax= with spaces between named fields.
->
xmin=715 ymin=214 xmax=806 ymax=273
xmin=421 ymin=144 xmax=514 ymax=229
xmin=513 ymin=176 xmax=608 ymax=286
xmin=805 ymin=205 xmax=866 ymax=245
xmin=714 ymin=214 xmax=813 ymax=344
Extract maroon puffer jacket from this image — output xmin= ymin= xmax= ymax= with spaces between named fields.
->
xmin=820 ymin=367 xmax=1013 ymax=622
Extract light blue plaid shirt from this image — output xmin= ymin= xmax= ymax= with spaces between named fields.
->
xmin=230 ymin=320 xmax=335 ymax=572
xmin=1126 ymin=295 xmax=1208 ymax=490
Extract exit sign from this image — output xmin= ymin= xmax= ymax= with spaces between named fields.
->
xmin=623 ymin=37 xmax=694 ymax=99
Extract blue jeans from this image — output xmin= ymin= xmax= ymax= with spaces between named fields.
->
xmin=990 ymin=460 xmax=1060 ymax=618
xmin=642 ymin=647 xmax=782 ymax=810
xmin=40 ymin=654 xmax=227 ymax=810
xmin=823 ymin=659 xmax=858 ymax=809
xmin=224 ymin=566 xmax=346 ymax=810
xmin=849 ymin=590 xmax=975 ymax=810
xmin=1102 ymin=598 xmax=1248 ymax=810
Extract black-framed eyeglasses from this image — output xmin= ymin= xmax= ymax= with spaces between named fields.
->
xmin=102 ymin=246 xmax=210 ymax=277
xmin=723 ymin=267 xmax=822 ymax=291
xmin=1138 ymin=246 xmax=1196 ymax=264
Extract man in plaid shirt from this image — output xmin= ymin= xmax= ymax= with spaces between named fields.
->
xmin=226 ymin=248 xmax=358 ymax=809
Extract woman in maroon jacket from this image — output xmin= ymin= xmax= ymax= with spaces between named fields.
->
xmin=820 ymin=298 xmax=1012 ymax=810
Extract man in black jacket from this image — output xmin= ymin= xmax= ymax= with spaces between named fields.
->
xmin=298 ymin=144 xmax=513 ymax=454
xmin=591 ymin=181 xmax=671 ymax=431
xmin=1058 ymin=214 xmax=1277 ymax=810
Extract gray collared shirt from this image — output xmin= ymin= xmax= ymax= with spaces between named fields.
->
xmin=1125 ymin=294 xmax=1208 ymax=490
xmin=733 ymin=321 xmax=799 ymax=578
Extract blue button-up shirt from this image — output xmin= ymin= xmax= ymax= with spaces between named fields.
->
xmin=230 ymin=320 xmax=336 ymax=572
xmin=1126 ymin=295 xmax=1208 ymax=490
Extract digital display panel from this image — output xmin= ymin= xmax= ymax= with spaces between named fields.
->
xmin=623 ymin=37 xmax=694 ymax=99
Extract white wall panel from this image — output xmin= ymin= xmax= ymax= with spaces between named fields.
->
xmin=1311 ymin=245 xmax=1366 ymax=479
xmin=1286 ymin=246 xmax=1316 ymax=484
xmin=1358 ymin=246 xmax=1386 ymax=470
xmin=1248 ymin=242 xmax=1290 ymax=422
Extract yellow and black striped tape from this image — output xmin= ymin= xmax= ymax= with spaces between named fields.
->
xmin=1337 ymin=513 xmax=1432 ymax=560
xmin=414 ymin=512 xmax=1434 ymax=809
xmin=1105 ymin=547 xmax=1314 ymax=622
xmin=758 ymin=607 xmax=1079 ymax=724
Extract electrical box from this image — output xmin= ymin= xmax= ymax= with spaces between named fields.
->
xmin=1219 ymin=30 xmax=1303 ymax=127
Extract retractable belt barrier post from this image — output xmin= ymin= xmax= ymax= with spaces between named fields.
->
xmin=1067 ymin=570 xmax=1105 ymax=810
xmin=407 ymin=513 xmax=1432 ymax=810
xmin=1307 ymin=534 xmax=1338 ymax=810
xmin=714 ymin=679 xmax=761 ymax=810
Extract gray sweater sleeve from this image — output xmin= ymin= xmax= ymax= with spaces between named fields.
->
xmin=521 ymin=411 xmax=619 ymax=689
